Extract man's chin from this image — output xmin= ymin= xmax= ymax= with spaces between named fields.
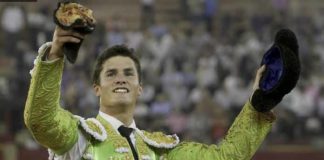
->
xmin=110 ymin=99 xmax=133 ymax=107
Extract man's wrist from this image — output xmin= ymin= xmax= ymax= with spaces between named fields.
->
xmin=41 ymin=46 xmax=62 ymax=62
xmin=47 ymin=52 xmax=63 ymax=61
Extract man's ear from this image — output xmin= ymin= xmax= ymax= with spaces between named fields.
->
xmin=93 ymin=84 xmax=101 ymax=97
xmin=137 ymin=84 xmax=143 ymax=97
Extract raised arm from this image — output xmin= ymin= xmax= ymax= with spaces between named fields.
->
xmin=165 ymin=66 xmax=276 ymax=160
xmin=165 ymin=29 xmax=301 ymax=160
xmin=24 ymin=26 xmax=85 ymax=155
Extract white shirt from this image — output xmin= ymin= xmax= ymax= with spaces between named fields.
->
xmin=99 ymin=111 xmax=137 ymax=146
xmin=51 ymin=112 xmax=137 ymax=160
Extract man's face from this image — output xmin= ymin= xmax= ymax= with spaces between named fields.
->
xmin=94 ymin=56 xmax=142 ymax=108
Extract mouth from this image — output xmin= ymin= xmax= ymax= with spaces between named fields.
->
xmin=112 ymin=87 xmax=129 ymax=93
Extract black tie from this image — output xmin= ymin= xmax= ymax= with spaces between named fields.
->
xmin=118 ymin=126 xmax=139 ymax=160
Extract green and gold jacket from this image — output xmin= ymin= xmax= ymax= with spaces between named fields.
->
xmin=24 ymin=42 xmax=275 ymax=160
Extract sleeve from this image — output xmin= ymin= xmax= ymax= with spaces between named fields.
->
xmin=24 ymin=42 xmax=79 ymax=155
xmin=166 ymin=101 xmax=276 ymax=160
xmin=48 ymin=131 xmax=88 ymax=160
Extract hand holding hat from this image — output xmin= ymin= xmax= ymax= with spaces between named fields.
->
xmin=251 ymin=29 xmax=301 ymax=112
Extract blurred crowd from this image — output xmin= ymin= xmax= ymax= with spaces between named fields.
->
xmin=0 ymin=0 xmax=324 ymax=157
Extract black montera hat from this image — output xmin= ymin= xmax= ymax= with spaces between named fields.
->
xmin=251 ymin=29 xmax=301 ymax=112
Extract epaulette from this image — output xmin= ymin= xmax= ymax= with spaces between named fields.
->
xmin=74 ymin=115 xmax=107 ymax=142
xmin=135 ymin=129 xmax=179 ymax=149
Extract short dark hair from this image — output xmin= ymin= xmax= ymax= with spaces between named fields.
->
xmin=92 ymin=45 xmax=141 ymax=85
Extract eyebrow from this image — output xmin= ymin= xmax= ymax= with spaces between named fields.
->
xmin=124 ymin=68 xmax=134 ymax=73
xmin=105 ymin=69 xmax=117 ymax=74
xmin=105 ymin=67 xmax=135 ymax=74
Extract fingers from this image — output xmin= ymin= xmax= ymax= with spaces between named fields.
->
xmin=56 ymin=30 xmax=85 ymax=40
xmin=252 ymin=65 xmax=266 ymax=91
xmin=49 ymin=26 xmax=85 ymax=59
xmin=256 ymin=65 xmax=266 ymax=82
xmin=55 ymin=26 xmax=85 ymax=40
xmin=54 ymin=35 xmax=81 ymax=44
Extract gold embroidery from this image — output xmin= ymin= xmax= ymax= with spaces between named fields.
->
xmin=24 ymin=43 xmax=78 ymax=154
xmin=142 ymin=131 xmax=178 ymax=145
xmin=96 ymin=116 xmax=130 ymax=152
xmin=135 ymin=134 xmax=150 ymax=158
xmin=85 ymin=120 xmax=103 ymax=135
xmin=95 ymin=116 xmax=160 ymax=159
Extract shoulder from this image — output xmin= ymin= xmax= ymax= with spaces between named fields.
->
xmin=135 ymin=129 xmax=180 ymax=149
xmin=74 ymin=115 xmax=107 ymax=142
xmin=74 ymin=115 xmax=180 ymax=149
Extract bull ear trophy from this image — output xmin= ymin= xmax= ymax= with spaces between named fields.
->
xmin=53 ymin=1 xmax=96 ymax=63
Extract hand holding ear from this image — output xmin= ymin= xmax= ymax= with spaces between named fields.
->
xmin=48 ymin=26 xmax=85 ymax=60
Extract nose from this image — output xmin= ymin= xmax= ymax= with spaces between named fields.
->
xmin=114 ymin=75 xmax=127 ymax=85
xmin=115 ymin=80 xmax=126 ymax=85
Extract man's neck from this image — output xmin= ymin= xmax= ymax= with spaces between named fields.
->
xmin=99 ymin=105 xmax=134 ymax=126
